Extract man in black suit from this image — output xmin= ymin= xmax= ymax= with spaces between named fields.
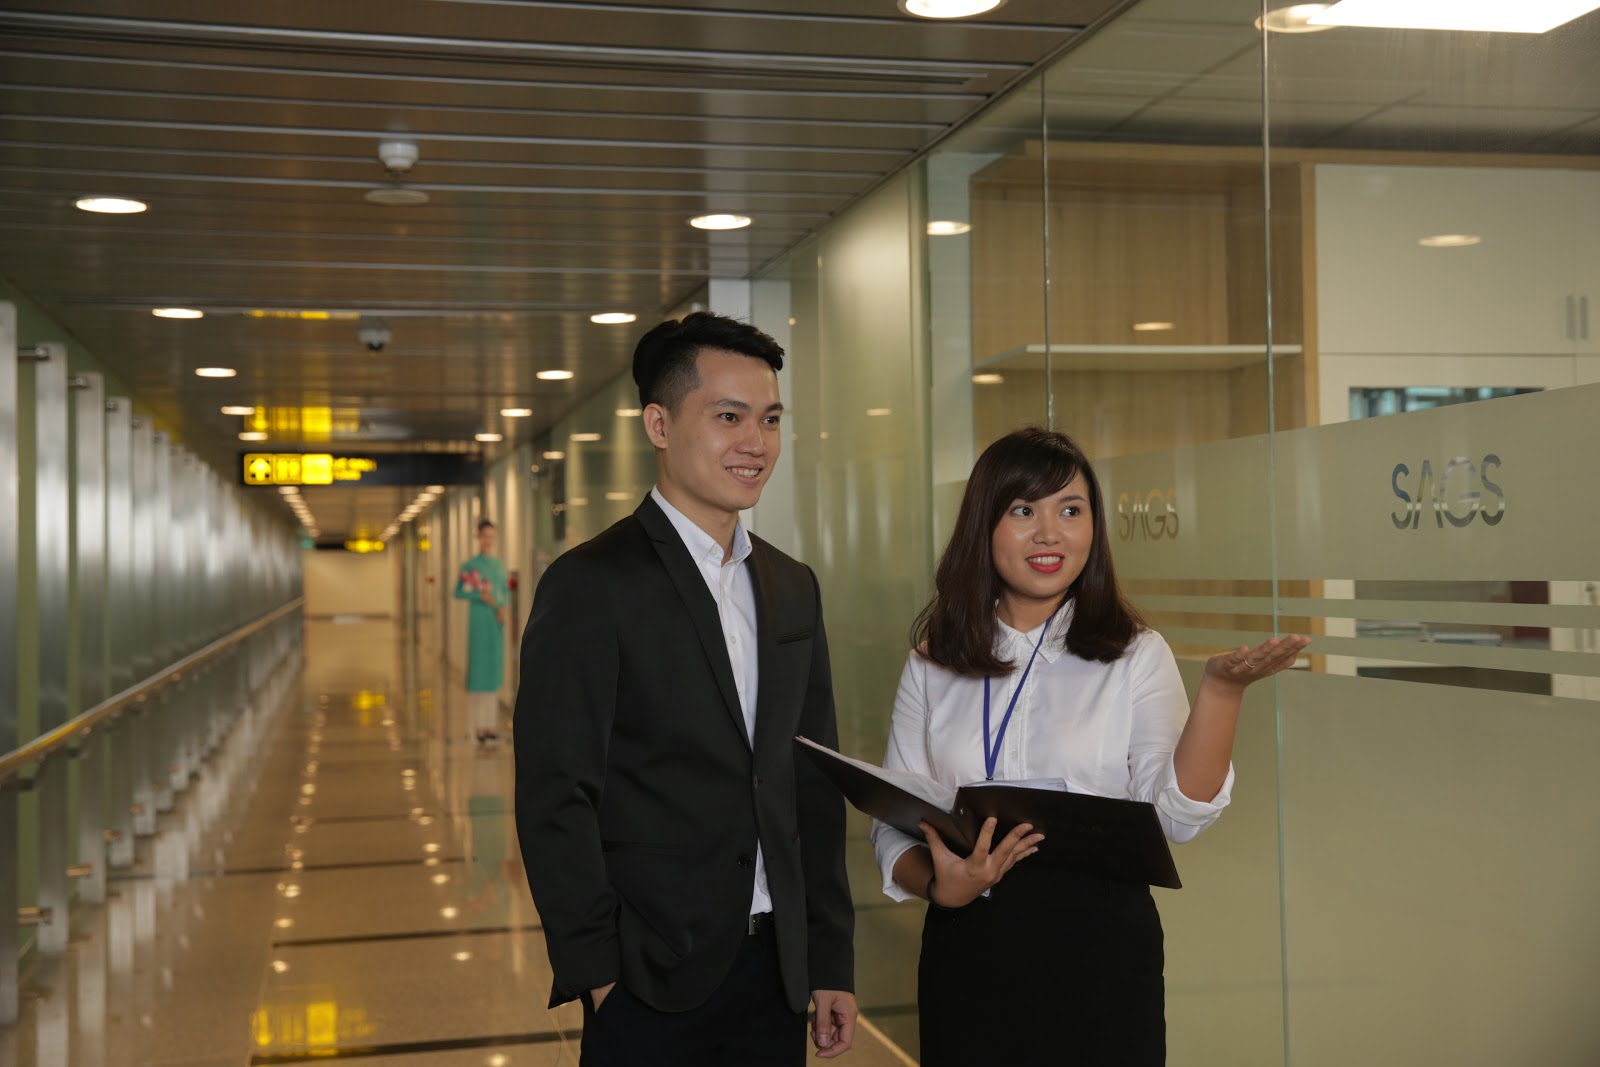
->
xmin=513 ymin=311 xmax=857 ymax=1064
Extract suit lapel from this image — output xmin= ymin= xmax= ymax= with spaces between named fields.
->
xmin=636 ymin=497 xmax=749 ymax=749
xmin=747 ymin=542 xmax=787 ymax=761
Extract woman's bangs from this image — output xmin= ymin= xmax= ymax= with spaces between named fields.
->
xmin=998 ymin=451 xmax=1081 ymax=515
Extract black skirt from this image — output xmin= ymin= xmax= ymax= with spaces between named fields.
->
xmin=917 ymin=863 xmax=1166 ymax=1066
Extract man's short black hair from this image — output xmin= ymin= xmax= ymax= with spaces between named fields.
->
xmin=477 ymin=519 xmax=496 ymax=533
xmin=631 ymin=311 xmax=785 ymax=413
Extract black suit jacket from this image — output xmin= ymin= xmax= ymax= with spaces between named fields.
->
xmin=513 ymin=495 xmax=854 ymax=1013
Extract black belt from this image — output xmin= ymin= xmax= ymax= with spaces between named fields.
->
xmin=747 ymin=912 xmax=773 ymax=936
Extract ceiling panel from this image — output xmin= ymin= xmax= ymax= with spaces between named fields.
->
xmin=7 ymin=0 xmax=1595 ymax=542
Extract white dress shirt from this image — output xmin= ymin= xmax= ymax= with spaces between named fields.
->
xmin=870 ymin=602 xmax=1234 ymax=901
xmin=650 ymin=488 xmax=772 ymax=917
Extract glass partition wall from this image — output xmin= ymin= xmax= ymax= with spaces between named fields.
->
xmin=740 ymin=1 xmax=1600 ymax=1063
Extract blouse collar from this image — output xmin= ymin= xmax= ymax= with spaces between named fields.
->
xmin=994 ymin=598 xmax=1074 ymax=663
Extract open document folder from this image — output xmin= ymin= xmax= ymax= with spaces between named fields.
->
xmin=795 ymin=736 xmax=1182 ymax=890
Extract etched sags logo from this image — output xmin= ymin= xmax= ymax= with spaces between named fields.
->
xmin=1391 ymin=454 xmax=1505 ymax=529
xmin=1117 ymin=488 xmax=1178 ymax=541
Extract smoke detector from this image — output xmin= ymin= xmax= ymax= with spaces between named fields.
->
xmin=366 ymin=140 xmax=429 ymax=206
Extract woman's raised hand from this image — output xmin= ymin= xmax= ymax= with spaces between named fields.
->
xmin=920 ymin=817 xmax=1044 ymax=909
xmin=1205 ymin=634 xmax=1310 ymax=688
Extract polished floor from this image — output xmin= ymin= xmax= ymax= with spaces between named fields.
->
xmin=3 ymin=621 xmax=924 ymax=1066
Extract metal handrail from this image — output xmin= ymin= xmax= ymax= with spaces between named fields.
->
xmin=0 ymin=597 xmax=304 ymax=787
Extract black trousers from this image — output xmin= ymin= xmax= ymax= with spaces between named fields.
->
xmin=579 ymin=922 xmax=805 ymax=1067
xmin=918 ymin=864 xmax=1166 ymax=1066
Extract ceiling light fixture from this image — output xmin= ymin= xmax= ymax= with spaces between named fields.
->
xmin=475 ymin=432 xmax=503 ymax=443
xmin=615 ymin=408 xmax=643 ymax=418
xmin=1133 ymin=321 xmax=1177 ymax=332
xmin=1256 ymin=4 xmax=1336 ymax=32
xmin=1309 ymin=0 xmax=1600 ymax=33
xmin=500 ymin=407 xmax=533 ymax=418
xmin=75 ymin=196 xmax=147 ymax=214
xmin=152 ymin=307 xmax=204 ymax=319
xmin=971 ymin=373 xmax=1005 ymax=385
xmin=239 ymin=431 xmax=268 ymax=442
xmin=426 ymin=485 xmax=445 ymax=493
xmin=365 ymin=187 xmax=430 ymax=206
xmin=221 ymin=405 xmax=256 ymax=416
xmin=571 ymin=432 xmax=603 ymax=443
xmin=926 ymin=220 xmax=973 ymax=236
xmin=590 ymin=312 xmax=638 ymax=325
xmin=689 ymin=214 xmax=752 ymax=231
xmin=536 ymin=369 xmax=575 ymax=381
xmin=900 ymin=0 xmax=1006 ymax=18
xmin=1418 ymin=233 xmax=1483 ymax=247
xmin=542 ymin=450 xmax=566 ymax=460
xmin=195 ymin=367 xmax=236 ymax=378
xmin=866 ymin=408 xmax=892 ymax=417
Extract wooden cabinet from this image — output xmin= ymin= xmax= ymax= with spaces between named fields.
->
xmin=1315 ymin=164 xmax=1583 ymax=357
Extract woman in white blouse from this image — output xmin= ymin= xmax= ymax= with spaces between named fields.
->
xmin=871 ymin=427 xmax=1307 ymax=1065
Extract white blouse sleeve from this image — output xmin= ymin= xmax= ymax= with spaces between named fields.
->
xmin=870 ymin=652 xmax=931 ymax=901
xmin=1126 ymin=631 xmax=1233 ymax=843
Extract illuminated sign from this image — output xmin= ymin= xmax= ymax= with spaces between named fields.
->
xmin=343 ymin=538 xmax=387 ymax=554
xmin=240 ymin=451 xmax=480 ymax=489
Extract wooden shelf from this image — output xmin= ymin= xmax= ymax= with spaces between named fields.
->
xmin=977 ymin=343 xmax=1304 ymax=374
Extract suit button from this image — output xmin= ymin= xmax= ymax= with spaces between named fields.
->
xmin=752 ymin=773 xmax=761 ymax=789
xmin=737 ymin=854 xmax=755 ymax=869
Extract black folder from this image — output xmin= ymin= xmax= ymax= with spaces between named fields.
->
xmin=796 ymin=736 xmax=1181 ymax=890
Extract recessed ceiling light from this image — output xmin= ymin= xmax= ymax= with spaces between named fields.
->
xmin=221 ymin=405 xmax=256 ymax=416
xmin=605 ymin=491 xmax=632 ymax=501
xmin=426 ymin=485 xmax=445 ymax=493
xmin=500 ymin=407 xmax=533 ymax=418
xmin=1256 ymin=4 xmax=1336 ymax=32
xmin=239 ymin=431 xmax=269 ymax=442
xmin=615 ymin=408 xmax=643 ymax=418
xmin=440 ymin=906 xmax=459 ymax=919
xmin=866 ymin=408 xmax=892 ymax=417
xmin=475 ymin=432 xmax=503 ymax=443
xmin=1133 ymin=321 xmax=1176 ymax=332
xmin=75 ymin=196 xmax=147 ymax=214
xmin=971 ymin=373 xmax=1005 ymax=385
xmin=152 ymin=307 xmax=204 ymax=319
xmin=570 ymin=432 xmax=603 ymax=443
xmin=542 ymin=450 xmax=566 ymax=460
xmin=1309 ymin=0 xmax=1600 ymax=33
xmin=195 ymin=367 xmax=236 ymax=378
xmin=365 ymin=187 xmax=430 ymax=206
xmin=453 ymin=951 xmax=473 ymax=962
xmin=568 ymin=497 xmax=590 ymax=507
xmin=590 ymin=312 xmax=638 ymax=325
xmin=689 ymin=214 xmax=752 ymax=231
xmin=272 ymin=960 xmax=290 ymax=974
xmin=927 ymin=220 xmax=973 ymax=236
xmin=900 ymin=0 xmax=1005 ymax=18
xmin=537 ymin=369 xmax=575 ymax=381
xmin=1418 ymin=234 xmax=1483 ymax=248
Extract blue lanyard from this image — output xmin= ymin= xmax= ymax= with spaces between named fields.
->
xmin=982 ymin=608 xmax=1059 ymax=781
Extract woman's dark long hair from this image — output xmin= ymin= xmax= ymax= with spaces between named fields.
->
xmin=912 ymin=427 xmax=1143 ymax=676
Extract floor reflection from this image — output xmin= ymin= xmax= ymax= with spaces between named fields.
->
xmin=3 ymin=620 xmax=919 ymax=1065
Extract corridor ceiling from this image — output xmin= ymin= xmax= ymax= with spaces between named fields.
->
xmin=4 ymin=0 xmax=1596 ymax=540
xmin=0 ymin=1 xmax=1111 ymax=508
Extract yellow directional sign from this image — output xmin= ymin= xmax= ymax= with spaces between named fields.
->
xmin=244 ymin=454 xmax=274 ymax=485
xmin=302 ymin=453 xmax=334 ymax=485
xmin=273 ymin=454 xmax=303 ymax=484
